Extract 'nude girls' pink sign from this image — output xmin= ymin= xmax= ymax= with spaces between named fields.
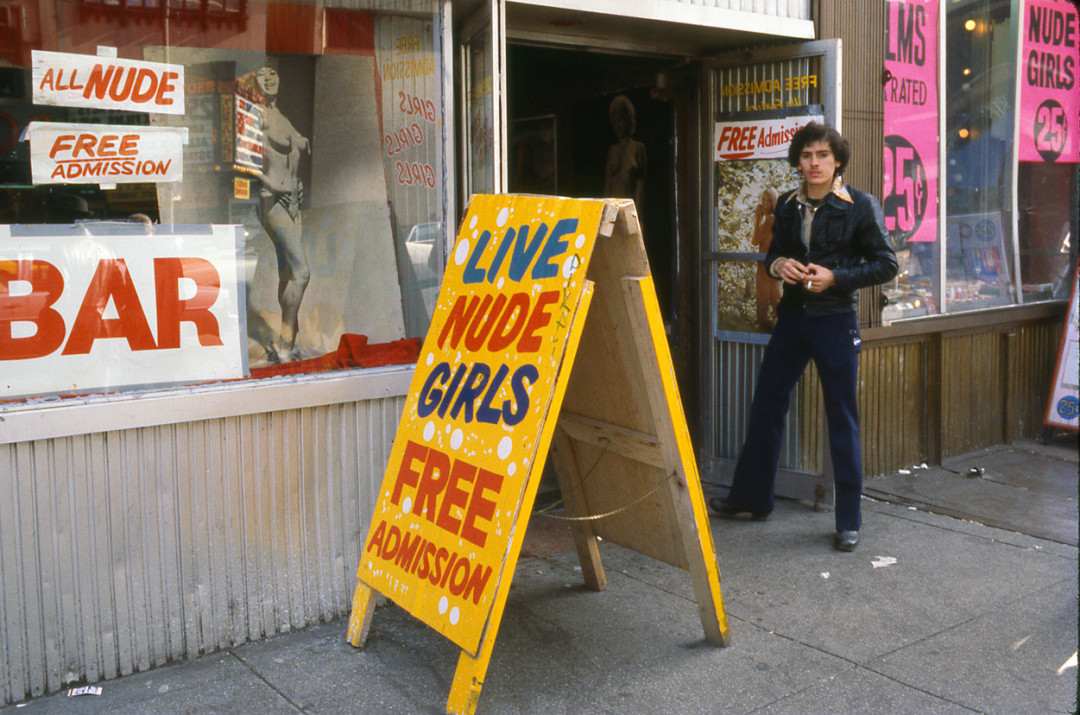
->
xmin=1019 ymin=0 xmax=1079 ymax=163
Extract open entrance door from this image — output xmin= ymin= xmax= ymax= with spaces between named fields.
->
xmin=459 ymin=0 xmax=508 ymax=207
xmin=700 ymin=40 xmax=843 ymax=505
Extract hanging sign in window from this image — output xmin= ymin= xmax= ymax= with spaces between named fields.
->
xmin=0 ymin=225 xmax=247 ymax=399
xmin=24 ymin=122 xmax=187 ymax=184
xmin=883 ymin=0 xmax=939 ymax=245
xmin=1018 ymin=0 xmax=1079 ymax=163
xmin=31 ymin=50 xmax=185 ymax=115
xmin=713 ymin=113 xmax=823 ymax=161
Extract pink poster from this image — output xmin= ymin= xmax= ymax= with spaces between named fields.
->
xmin=883 ymin=0 xmax=938 ymax=246
xmin=1019 ymin=0 xmax=1079 ymax=164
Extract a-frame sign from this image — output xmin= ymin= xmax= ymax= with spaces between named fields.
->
xmin=347 ymin=195 xmax=728 ymax=714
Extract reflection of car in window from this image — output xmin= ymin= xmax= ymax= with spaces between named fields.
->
xmin=407 ymin=221 xmax=440 ymax=245
xmin=403 ymin=221 xmax=443 ymax=323
xmin=406 ymin=221 xmax=441 ymax=274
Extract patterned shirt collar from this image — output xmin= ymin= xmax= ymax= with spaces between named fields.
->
xmin=796 ymin=176 xmax=852 ymax=205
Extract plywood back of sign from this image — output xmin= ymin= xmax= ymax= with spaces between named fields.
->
xmin=557 ymin=203 xmax=686 ymax=569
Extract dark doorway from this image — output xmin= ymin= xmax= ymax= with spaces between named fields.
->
xmin=507 ymin=45 xmax=677 ymax=324
xmin=506 ymin=43 xmax=700 ymax=439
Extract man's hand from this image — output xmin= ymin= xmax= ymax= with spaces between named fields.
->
xmin=776 ymin=257 xmax=809 ymax=285
xmin=803 ymin=264 xmax=835 ymax=292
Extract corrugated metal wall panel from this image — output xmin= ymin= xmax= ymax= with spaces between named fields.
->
xmin=0 ymin=395 xmax=404 ymax=706
xmin=714 ymin=340 xmax=802 ymax=468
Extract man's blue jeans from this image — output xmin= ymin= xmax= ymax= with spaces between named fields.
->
xmin=726 ymin=305 xmax=864 ymax=531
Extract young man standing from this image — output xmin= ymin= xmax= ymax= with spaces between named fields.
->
xmin=710 ymin=123 xmax=898 ymax=551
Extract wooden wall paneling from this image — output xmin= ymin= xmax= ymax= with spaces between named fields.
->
xmin=1008 ymin=319 xmax=1063 ymax=439
xmin=942 ymin=334 xmax=964 ymax=454
xmin=926 ymin=333 xmax=943 ymax=465
xmin=860 ymin=343 xmax=882 ymax=476
xmin=943 ymin=331 xmax=1005 ymax=456
xmin=983 ymin=332 xmax=1006 ymax=448
xmin=1004 ymin=330 xmax=1019 ymax=443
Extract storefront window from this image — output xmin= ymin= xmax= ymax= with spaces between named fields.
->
xmin=467 ymin=30 xmax=496 ymax=197
xmin=1016 ymin=0 xmax=1078 ymax=302
xmin=943 ymin=0 xmax=1016 ymax=312
xmin=1018 ymin=161 xmax=1076 ymax=300
xmin=883 ymin=0 xmax=942 ymax=320
xmin=1 ymin=0 xmax=445 ymax=401
xmin=885 ymin=0 xmax=1078 ymax=322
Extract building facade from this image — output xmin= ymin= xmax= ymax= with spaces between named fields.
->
xmin=1 ymin=0 xmax=1075 ymax=705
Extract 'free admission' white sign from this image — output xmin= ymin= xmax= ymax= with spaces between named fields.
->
xmin=714 ymin=114 xmax=824 ymax=162
xmin=25 ymin=122 xmax=187 ymax=184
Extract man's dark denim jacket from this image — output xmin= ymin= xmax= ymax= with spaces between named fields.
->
xmin=765 ymin=177 xmax=898 ymax=316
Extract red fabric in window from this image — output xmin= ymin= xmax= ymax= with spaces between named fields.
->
xmin=248 ymin=334 xmax=421 ymax=379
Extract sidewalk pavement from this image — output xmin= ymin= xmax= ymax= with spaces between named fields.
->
xmin=5 ymin=437 xmax=1077 ymax=714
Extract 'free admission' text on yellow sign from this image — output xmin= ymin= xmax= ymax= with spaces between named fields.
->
xmin=356 ymin=195 xmax=605 ymax=654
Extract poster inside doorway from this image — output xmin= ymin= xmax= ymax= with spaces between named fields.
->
xmin=713 ymin=111 xmax=822 ymax=334
xmin=711 ymin=49 xmax=828 ymax=334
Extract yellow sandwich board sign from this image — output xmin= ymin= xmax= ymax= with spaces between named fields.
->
xmin=349 ymin=195 xmax=728 ymax=714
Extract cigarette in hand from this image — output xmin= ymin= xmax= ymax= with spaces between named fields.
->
xmin=808 ymin=280 xmax=814 ymax=290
